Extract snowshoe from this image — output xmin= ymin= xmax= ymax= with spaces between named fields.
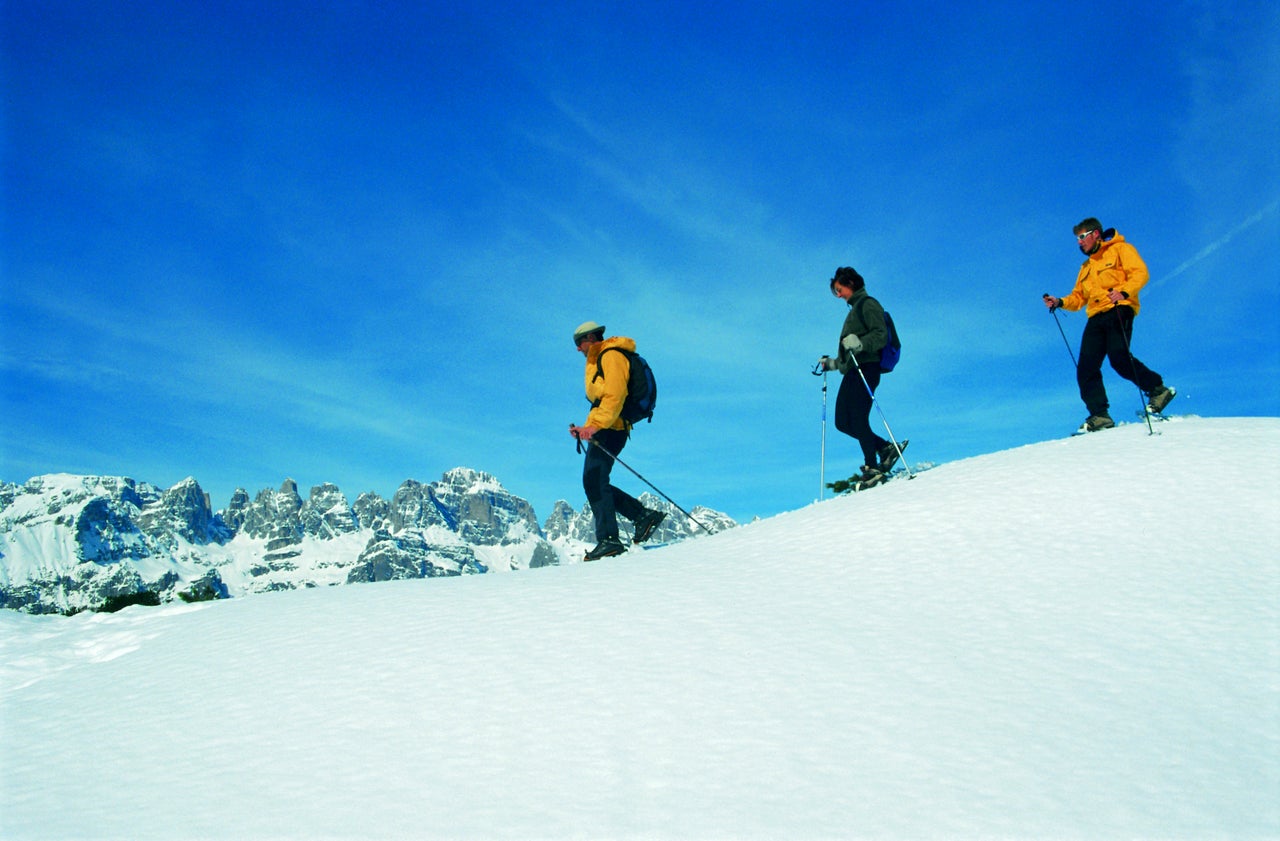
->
xmin=584 ymin=537 xmax=626 ymax=561
xmin=632 ymin=510 xmax=667 ymax=544
xmin=877 ymin=439 xmax=908 ymax=473
xmin=854 ymin=468 xmax=891 ymax=492
xmin=1073 ymin=414 xmax=1115 ymax=435
xmin=828 ymin=465 xmax=879 ymax=494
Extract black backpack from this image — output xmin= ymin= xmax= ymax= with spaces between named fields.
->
xmin=859 ymin=298 xmax=902 ymax=373
xmin=593 ymin=347 xmax=658 ymax=424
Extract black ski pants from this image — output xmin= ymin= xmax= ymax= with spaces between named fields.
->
xmin=834 ymin=364 xmax=888 ymax=468
xmin=583 ymin=428 xmax=646 ymax=542
xmin=1077 ymin=305 xmax=1164 ymax=416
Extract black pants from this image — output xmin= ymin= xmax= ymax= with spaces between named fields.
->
xmin=834 ymin=365 xmax=888 ymax=467
xmin=583 ymin=428 xmax=646 ymax=542
xmin=1077 ymin=306 xmax=1164 ymax=416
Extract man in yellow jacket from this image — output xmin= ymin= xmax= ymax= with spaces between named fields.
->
xmin=1044 ymin=218 xmax=1176 ymax=433
xmin=568 ymin=321 xmax=666 ymax=561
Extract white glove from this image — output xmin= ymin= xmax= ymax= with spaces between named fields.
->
xmin=841 ymin=333 xmax=863 ymax=353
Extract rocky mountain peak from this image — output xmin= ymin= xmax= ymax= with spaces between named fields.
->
xmin=426 ymin=469 xmax=539 ymax=545
xmin=136 ymin=476 xmax=231 ymax=548
xmin=300 ymin=483 xmax=359 ymax=538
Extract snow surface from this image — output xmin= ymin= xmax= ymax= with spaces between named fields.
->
xmin=2 ymin=416 xmax=1278 ymax=840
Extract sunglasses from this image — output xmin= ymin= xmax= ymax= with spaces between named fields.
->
xmin=1076 ymin=230 xmax=1099 ymax=241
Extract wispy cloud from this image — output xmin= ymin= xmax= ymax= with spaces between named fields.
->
xmin=4 ymin=290 xmax=461 ymax=447
xmin=1155 ymin=200 xmax=1279 ymax=286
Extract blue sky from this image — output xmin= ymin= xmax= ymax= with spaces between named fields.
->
xmin=3 ymin=1 xmax=1278 ymax=524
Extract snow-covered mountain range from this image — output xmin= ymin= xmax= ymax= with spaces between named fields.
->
xmin=0 ymin=469 xmax=736 ymax=614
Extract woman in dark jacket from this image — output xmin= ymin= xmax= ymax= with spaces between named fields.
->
xmin=819 ymin=267 xmax=901 ymax=479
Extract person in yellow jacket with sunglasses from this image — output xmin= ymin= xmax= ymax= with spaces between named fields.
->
xmin=1044 ymin=218 xmax=1176 ymax=433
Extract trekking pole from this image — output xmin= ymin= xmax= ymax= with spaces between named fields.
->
xmin=584 ymin=437 xmax=713 ymax=534
xmin=1044 ymin=294 xmax=1078 ymax=368
xmin=811 ymin=360 xmax=828 ymax=499
xmin=1116 ymin=309 xmax=1156 ymax=435
xmin=852 ymin=360 xmax=914 ymax=479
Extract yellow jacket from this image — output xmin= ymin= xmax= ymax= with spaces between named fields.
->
xmin=583 ymin=336 xmax=636 ymax=431
xmin=1060 ymin=231 xmax=1150 ymax=318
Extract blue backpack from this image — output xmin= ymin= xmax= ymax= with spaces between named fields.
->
xmin=593 ymin=348 xmax=658 ymax=424
xmin=860 ymin=298 xmax=901 ymax=373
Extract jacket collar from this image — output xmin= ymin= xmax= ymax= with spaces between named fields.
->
xmin=586 ymin=335 xmax=636 ymax=363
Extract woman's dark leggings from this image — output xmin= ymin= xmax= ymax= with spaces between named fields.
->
xmin=834 ymin=365 xmax=887 ymax=467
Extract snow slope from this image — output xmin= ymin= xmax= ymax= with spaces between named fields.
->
xmin=2 ymin=416 xmax=1277 ymax=840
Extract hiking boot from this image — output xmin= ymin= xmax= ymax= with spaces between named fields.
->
xmin=632 ymin=509 xmax=667 ymax=545
xmin=876 ymin=439 xmax=908 ymax=473
xmin=1147 ymin=386 xmax=1176 ymax=415
xmin=584 ymin=537 xmax=626 ymax=561
xmin=1077 ymin=414 xmax=1115 ymax=433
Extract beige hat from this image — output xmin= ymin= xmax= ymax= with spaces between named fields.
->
xmin=573 ymin=321 xmax=606 ymax=343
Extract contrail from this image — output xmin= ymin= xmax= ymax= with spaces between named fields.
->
xmin=1155 ymin=198 xmax=1279 ymax=286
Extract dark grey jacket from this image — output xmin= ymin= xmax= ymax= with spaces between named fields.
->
xmin=835 ymin=290 xmax=888 ymax=375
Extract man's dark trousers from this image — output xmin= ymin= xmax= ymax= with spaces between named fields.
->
xmin=1077 ymin=306 xmax=1164 ymax=415
xmin=583 ymin=428 xmax=646 ymax=541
